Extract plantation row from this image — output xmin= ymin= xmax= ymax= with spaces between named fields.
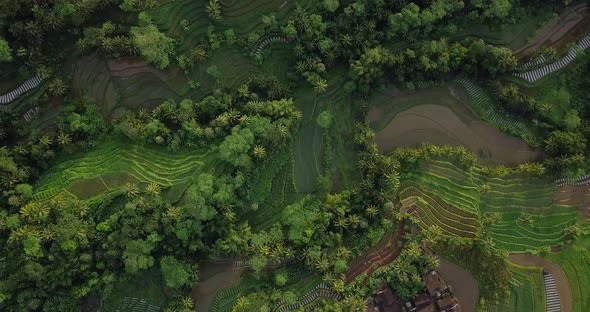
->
xmin=118 ymin=297 xmax=160 ymax=312
xmin=515 ymin=33 xmax=590 ymax=83
xmin=0 ymin=74 xmax=42 ymax=105
xmin=274 ymin=283 xmax=341 ymax=312
xmin=403 ymin=160 xmax=579 ymax=252
xmin=454 ymin=77 xmax=539 ymax=145
xmin=210 ymin=287 xmax=244 ymax=312
xmin=32 ymin=140 xmax=212 ymax=201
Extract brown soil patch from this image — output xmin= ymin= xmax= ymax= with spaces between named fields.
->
xmin=67 ymin=177 xmax=109 ymax=200
xmin=373 ymin=104 xmax=542 ymax=165
xmin=191 ymin=260 xmax=242 ymax=312
xmin=509 ymin=253 xmax=573 ymax=312
xmin=345 ymin=221 xmax=405 ymax=284
xmin=554 ymin=185 xmax=590 ymax=218
xmin=437 ymin=257 xmax=479 ymax=312
xmin=515 ymin=4 xmax=589 ymax=57
xmin=108 ymin=57 xmax=181 ymax=81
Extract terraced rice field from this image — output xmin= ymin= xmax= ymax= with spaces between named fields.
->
xmin=402 ymin=160 xmax=579 ymax=252
xmin=32 ymin=140 xmax=215 ymax=202
xmin=486 ymin=264 xmax=546 ymax=312
xmin=345 ymin=222 xmax=405 ymax=284
xmin=369 ymin=86 xmax=542 ymax=165
xmin=400 ymin=186 xmax=481 ymax=238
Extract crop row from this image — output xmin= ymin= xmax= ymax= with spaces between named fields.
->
xmin=210 ymin=286 xmax=244 ymax=312
xmin=33 ymin=141 xmax=211 ymax=201
xmin=454 ymin=76 xmax=538 ymax=145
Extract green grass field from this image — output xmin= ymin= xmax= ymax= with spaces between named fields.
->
xmin=32 ymin=139 xmax=216 ymax=202
xmin=400 ymin=159 xmax=580 ymax=252
xmin=485 ymin=264 xmax=546 ymax=312
xmin=546 ymin=236 xmax=590 ymax=312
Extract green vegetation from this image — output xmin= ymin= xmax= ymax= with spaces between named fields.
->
xmin=546 ymin=236 xmax=590 ymax=312
xmin=1 ymin=0 xmax=590 ymax=312
xmin=485 ymin=264 xmax=546 ymax=312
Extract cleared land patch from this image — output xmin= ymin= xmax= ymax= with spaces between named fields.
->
xmin=438 ymin=257 xmax=479 ymax=312
xmin=369 ymin=87 xmax=542 ymax=165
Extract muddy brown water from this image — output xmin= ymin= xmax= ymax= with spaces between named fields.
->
xmin=437 ymin=257 xmax=479 ymax=312
xmin=191 ymin=261 xmax=242 ymax=312
xmin=508 ymin=253 xmax=573 ymax=312
xmin=372 ymin=103 xmax=542 ymax=166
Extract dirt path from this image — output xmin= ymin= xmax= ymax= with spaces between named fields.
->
xmin=372 ymin=103 xmax=542 ymax=165
xmin=509 ymin=253 xmax=573 ymax=312
xmin=437 ymin=257 xmax=479 ymax=312
xmin=191 ymin=260 xmax=242 ymax=312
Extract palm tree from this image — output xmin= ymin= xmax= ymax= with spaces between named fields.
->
xmin=314 ymin=254 xmax=331 ymax=272
xmin=57 ymin=132 xmax=72 ymax=146
xmin=145 ymin=182 xmax=161 ymax=196
xmin=20 ymin=202 xmax=50 ymax=223
xmin=365 ymin=205 xmax=378 ymax=218
xmin=337 ymin=246 xmax=352 ymax=259
xmin=253 ymin=145 xmax=266 ymax=159
xmin=191 ymin=47 xmax=207 ymax=62
xmin=518 ymin=214 xmax=533 ymax=225
xmin=206 ymin=0 xmax=222 ymax=21
xmin=181 ymin=296 xmax=194 ymax=309
xmin=479 ymin=183 xmax=492 ymax=193
xmin=48 ymin=78 xmax=67 ymax=96
xmin=124 ymin=182 xmax=140 ymax=198
xmin=166 ymin=206 xmax=181 ymax=220
xmin=313 ymin=77 xmax=328 ymax=94
xmin=39 ymin=135 xmax=52 ymax=147
xmin=73 ymin=199 xmax=89 ymax=217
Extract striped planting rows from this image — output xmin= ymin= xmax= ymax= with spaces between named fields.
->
xmin=0 ymin=74 xmax=42 ymax=105
xmin=556 ymin=173 xmax=590 ymax=187
xmin=252 ymin=35 xmax=290 ymax=58
xmin=233 ymin=258 xmax=295 ymax=268
xmin=345 ymin=221 xmax=405 ymax=284
xmin=517 ymin=55 xmax=547 ymax=71
xmin=515 ymin=33 xmax=590 ymax=83
xmin=408 ymin=160 xmax=580 ymax=252
xmin=544 ymin=271 xmax=561 ymax=312
xmin=211 ymin=287 xmax=243 ymax=312
xmin=119 ymin=297 xmax=160 ymax=312
xmin=400 ymin=186 xmax=481 ymax=238
xmin=32 ymin=142 xmax=211 ymax=201
xmin=455 ymin=76 xmax=537 ymax=144
xmin=23 ymin=107 xmax=38 ymax=122
xmin=274 ymin=283 xmax=341 ymax=312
